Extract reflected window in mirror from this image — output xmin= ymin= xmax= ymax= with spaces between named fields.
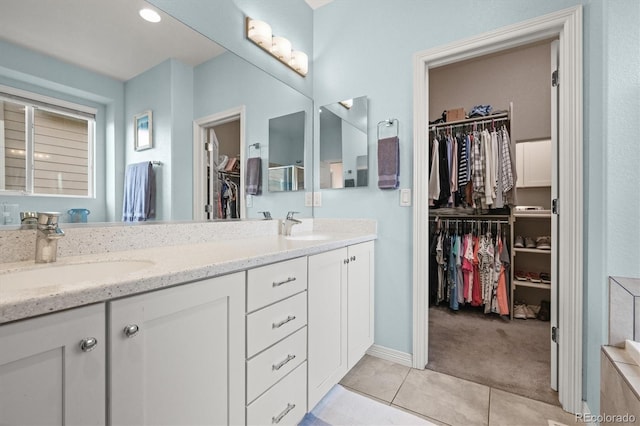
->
xmin=268 ymin=111 xmax=305 ymax=192
xmin=1 ymin=89 xmax=95 ymax=197
xmin=319 ymin=95 xmax=368 ymax=189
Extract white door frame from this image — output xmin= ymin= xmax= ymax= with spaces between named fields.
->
xmin=193 ymin=106 xmax=246 ymax=220
xmin=412 ymin=6 xmax=583 ymax=414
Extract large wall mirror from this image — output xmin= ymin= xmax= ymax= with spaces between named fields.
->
xmin=0 ymin=0 xmax=313 ymax=226
xmin=318 ymin=96 xmax=368 ymax=189
xmin=268 ymin=111 xmax=306 ymax=192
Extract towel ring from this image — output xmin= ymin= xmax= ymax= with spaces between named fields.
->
xmin=377 ymin=118 xmax=399 ymax=140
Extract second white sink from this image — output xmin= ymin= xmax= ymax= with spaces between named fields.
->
xmin=285 ymin=234 xmax=332 ymax=241
xmin=0 ymin=259 xmax=156 ymax=291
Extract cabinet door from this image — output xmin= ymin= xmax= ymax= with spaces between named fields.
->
xmin=347 ymin=241 xmax=375 ymax=369
xmin=0 ymin=304 xmax=106 ymax=426
xmin=516 ymin=140 xmax=552 ymax=187
xmin=308 ymin=247 xmax=348 ymax=409
xmin=109 ymin=273 xmax=245 ymax=426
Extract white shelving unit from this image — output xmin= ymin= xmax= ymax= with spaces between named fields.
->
xmin=510 ymin=210 xmax=552 ymax=319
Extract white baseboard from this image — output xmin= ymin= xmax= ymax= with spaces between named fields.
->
xmin=573 ymin=401 xmax=596 ymax=426
xmin=366 ymin=344 xmax=413 ymax=368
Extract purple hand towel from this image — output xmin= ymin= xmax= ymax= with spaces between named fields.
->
xmin=378 ymin=136 xmax=399 ymax=189
xmin=122 ymin=161 xmax=156 ymax=222
xmin=246 ymin=157 xmax=262 ymax=195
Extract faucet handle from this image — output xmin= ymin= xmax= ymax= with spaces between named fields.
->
xmin=37 ymin=212 xmax=61 ymax=226
xmin=286 ymin=211 xmax=299 ymax=220
xmin=258 ymin=211 xmax=272 ymax=220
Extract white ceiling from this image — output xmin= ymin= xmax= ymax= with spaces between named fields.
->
xmin=304 ymin=0 xmax=334 ymax=10
xmin=0 ymin=0 xmax=226 ymax=82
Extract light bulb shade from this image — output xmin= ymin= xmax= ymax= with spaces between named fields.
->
xmin=271 ymin=36 xmax=292 ymax=62
xmin=290 ymin=50 xmax=308 ymax=76
xmin=247 ymin=19 xmax=272 ymax=47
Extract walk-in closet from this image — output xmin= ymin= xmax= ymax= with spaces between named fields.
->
xmin=206 ymin=119 xmax=241 ymax=219
xmin=425 ymin=39 xmax=559 ymax=406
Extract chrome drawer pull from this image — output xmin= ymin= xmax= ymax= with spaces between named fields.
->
xmin=272 ymin=277 xmax=296 ymax=287
xmin=123 ymin=324 xmax=140 ymax=338
xmin=80 ymin=337 xmax=98 ymax=352
xmin=272 ymin=354 xmax=296 ymax=371
xmin=272 ymin=315 xmax=296 ymax=329
xmin=272 ymin=403 xmax=296 ymax=424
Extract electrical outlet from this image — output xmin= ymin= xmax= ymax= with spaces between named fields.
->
xmin=400 ymin=188 xmax=411 ymax=206
xmin=313 ymin=192 xmax=322 ymax=207
xmin=305 ymin=192 xmax=313 ymax=207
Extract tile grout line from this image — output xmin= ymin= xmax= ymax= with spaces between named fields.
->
xmin=390 ymin=366 xmax=413 ymax=404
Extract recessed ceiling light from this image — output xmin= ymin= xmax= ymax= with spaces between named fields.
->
xmin=139 ymin=8 xmax=161 ymax=23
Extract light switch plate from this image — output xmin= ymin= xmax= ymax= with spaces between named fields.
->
xmin=305 ymin=192 xmax=313 ymax=207
xmin=313 ymin=192 xmax=322 ymax=207
xmin=400 ymin=188 xmax=411 ymax=206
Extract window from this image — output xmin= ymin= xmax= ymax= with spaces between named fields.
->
xmin=0 ymin=88 xmax=95 ymax=197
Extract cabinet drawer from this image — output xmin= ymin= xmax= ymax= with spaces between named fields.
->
xmin=247 ymin=327 xmax=307 ymax=403
xmin=247 ymin=257 xmax=307 ymax=312
xmin=247 ymin=361 xmax=307 ymax=426
xmin=247 ymin=291 xmax=307 ymax=358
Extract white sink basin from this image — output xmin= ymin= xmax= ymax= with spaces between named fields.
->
xmin=0 ymin=259 xmax=155 ymax=291
xmin=285 ymin=234 xmax=332 ymax=241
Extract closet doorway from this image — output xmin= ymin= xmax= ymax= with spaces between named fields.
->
xmin=412 ymin=7 xmax=583 ymax=414
xmin=193 ymin=106 xmax=246 ymax=220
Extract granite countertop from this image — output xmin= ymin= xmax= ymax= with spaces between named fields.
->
xmin=0 ymin=231 xmax=376 ymax=324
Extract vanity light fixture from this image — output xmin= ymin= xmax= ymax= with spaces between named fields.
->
xmin=246 ymin=17 xmax=308 ymax=77
xmin=139 ymin=8 xmax=161 ymax=23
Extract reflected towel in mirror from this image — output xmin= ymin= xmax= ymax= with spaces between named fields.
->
xmin=377 ymin=136 xmax=399 ymax=189
xmin=122 ymin=162 xmax=156 ymax=222
xmin=246 ymin=157 xmax=262 ymax=195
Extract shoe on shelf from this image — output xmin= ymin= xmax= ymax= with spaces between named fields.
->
xmin=514 ymin=304 xmax=527 ymax=319
xmin=525 ymin=305 xmax=537 ymax=319
xmin=525 ymin=237 xmax=536 ymax=248
xmin=515 ymin=270 xmax=527 ymax=281
xmin=540 ymin=272 xmax=551 ymax=284
xmin=537 ymin=300 xmax=551 ymax=321
xmin=514 ymin=235 xmax=524 ymax=248
xmin=528 ymin=305 xmax=541 ymax=315
xmin=529 ymin=272 xmax=541 ymax=283
xmin=536 ymin=236 xmax=551 ymax=250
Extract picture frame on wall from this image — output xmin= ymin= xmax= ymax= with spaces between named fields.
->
xmin=134 ymin=110 xmax=153 ymax=151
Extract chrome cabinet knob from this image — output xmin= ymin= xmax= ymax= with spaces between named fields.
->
xmin=80 ymin=337 xmax=98 ymax=352
xmin=124 ymin=324 xmax=140 ymax=338
xmin=350 ymin=256 xmax=356 ymax=261
xmin=343 ymin=259 xmax=349 ymax=264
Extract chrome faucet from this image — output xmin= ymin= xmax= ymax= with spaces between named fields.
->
xmin=282 ymin=211 xmax=302 ymax=236
xmin=35 ymin=212 xmax=65 ymax=263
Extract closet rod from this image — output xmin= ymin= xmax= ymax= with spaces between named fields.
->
xmin=429 ymin=112 xmax=509 ymax=130
xmin=430 ymin=218 xmax=509 ymax=225
xmin=428 ymin=213 xmax=510 ymax=220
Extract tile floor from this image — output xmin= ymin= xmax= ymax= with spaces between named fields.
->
xmin=339 ymin=355 xmax=577 ymax=426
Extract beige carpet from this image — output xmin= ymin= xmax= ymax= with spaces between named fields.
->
xmin=427 ymin=305 xmax=559 ymax=406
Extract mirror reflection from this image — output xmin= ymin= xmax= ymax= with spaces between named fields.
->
xmin=319 ymin=96 xmax=368 ymax=189
xmin=0 ymin=0 xmax=313 ymax=225
xmin=268 ymin=111 xmax=305 ymax=192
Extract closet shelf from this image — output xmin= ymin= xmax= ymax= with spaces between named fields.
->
xmin=514 ymin=279 xmax=551 ymax=290
xmin=514 ymin=248 xmax=551 ymax=255
xmin=513 ymin=211 xmax=551 ymax=218
xmin=429 ymin=111 xmax=509 ymax=130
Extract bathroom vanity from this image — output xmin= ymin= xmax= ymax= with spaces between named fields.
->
xmin=0 ymin=219 xmax=376 ymax=425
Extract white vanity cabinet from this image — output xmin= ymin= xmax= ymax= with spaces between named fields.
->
xmin=245 ymin=257 xmax=308 ymax=426
xmin=0 ymin=303 xmax=106 ymax=426
xmin=308 ymin=241 xmax=375 ymax=409
xmin=108 ymin=272 xmax=246 ymax=426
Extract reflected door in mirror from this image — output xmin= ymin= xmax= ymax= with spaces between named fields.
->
xmin=268 ymin=111 xmax=305 ymax=192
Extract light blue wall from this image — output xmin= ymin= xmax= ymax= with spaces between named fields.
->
xmin=313 ymin=0 xmax=640 ymax=415
xmin=0 ymin=39 xmax=124 ymax=223
xmin=193 ymin=51 xmax=313 ymax=219
xmin=148 ymin=0 xmax=313 ymax=98
xmin=124 ymin=59 xmax=194 ymax=221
